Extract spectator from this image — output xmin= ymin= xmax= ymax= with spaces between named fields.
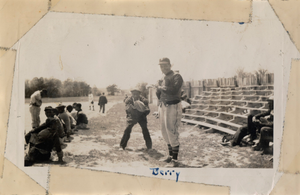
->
xmin=66 ymin=105 xmax=77 ymax=131
xmin=71 ymin=103 xmax=78 ymax=121
xmin=56 ymin=104 xmax=72 ymax=142
xmin=88 ymin=92 xmax=94 ymax=111
xmin=29 ymin=89 xmax=47 ymax=128
xmin=222 ymin=96 xmax=274 ymax=155
xmin=98 ymin=93 xmax=108 ymax=113
xmin=24 ymin=106 xmax=63 ymax=166
xmin=74 ymin=103 xmax=89 ymax=129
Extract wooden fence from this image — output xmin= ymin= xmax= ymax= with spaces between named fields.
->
xmin=149 ymin=73 xmax=274 ymax=102
xmin=184 ymin=73 xmax=274 ymax=98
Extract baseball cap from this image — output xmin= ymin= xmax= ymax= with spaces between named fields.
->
xmin=130 ymin=88 xmax=141 ymax=93
xmin=159 ymin=58 xmax=171 ymax=65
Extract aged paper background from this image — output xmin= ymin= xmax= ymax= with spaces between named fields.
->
xmin=0 ymin=0 xmax=300 ymax=194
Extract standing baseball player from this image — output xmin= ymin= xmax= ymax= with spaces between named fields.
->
xmin=29 ymin=89 xmax=47 ymax=129
xmin=88 ymin=92 xmax=94 ymax=111
xmin=156 ymin=58 xmax=183 ymax=167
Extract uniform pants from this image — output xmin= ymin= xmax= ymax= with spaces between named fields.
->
xmin=30 ymin=106 xmax=41 ymax=128
xmin=99 ymin=104 xmax=105 ymax=113
xmin=120 ymin=118 xmax=152 ymax=149
xmin=159 ymin=103 xmax=181 ymax=147
xmin=89 ymin=101 xmax=94 ymax=109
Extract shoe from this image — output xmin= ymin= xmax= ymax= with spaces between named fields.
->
xmin=166 ymin=159 xmax=179 ymax=168
xmin=252 ymin=145 xmax=262 ymax=151
xmin=159 ymin=156 xmax=172 ymax=163
xmin=119 ymin=145 xmax=125 ymax=150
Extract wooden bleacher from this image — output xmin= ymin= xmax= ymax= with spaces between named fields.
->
xmin=182 ymin=85 xmax=273 ymax=135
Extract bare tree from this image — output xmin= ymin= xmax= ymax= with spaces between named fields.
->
xmin=136 ymin=82 xmax=149 ymax=98
xmin=235 ymin=67 xmax=249 ymax=79
xmin=255 ymin=68 xmax=268 ymax=85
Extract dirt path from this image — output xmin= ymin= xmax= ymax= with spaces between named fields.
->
xmin=45 ymin=102 xmax=273 ymax=169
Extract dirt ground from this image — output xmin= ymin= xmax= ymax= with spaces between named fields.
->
xmin=26 ymin=96 xmax=273 ymax=168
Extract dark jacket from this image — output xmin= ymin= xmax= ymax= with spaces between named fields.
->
xmin=156 ymin=70 xmax=184 ymax=105
xmin=76 ymin=110 xmax=88 ymax=125
xmin=254 ymin=110 xmax=273 ymax=127
xmin=25 ymin=117 xmax=62 ymax=154
xmin=25 ymin=117 xmax=62 ymax=144
xmin=98 ymin=95 xmax=108 ymax=105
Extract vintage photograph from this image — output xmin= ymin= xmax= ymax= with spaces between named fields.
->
xmin=20 ymin=12 xmax=277 ymax=169
xmin=2 ymin=0 xmax=300 ymax=194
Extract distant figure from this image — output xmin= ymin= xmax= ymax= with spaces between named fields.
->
xmin=88 ymin=92 xmax=94 ymax=111
xmin=98 ymin=93 xmax=108 ymax=113
xmin=24 ymin=106 xmax=63 ymax=166
xmin=74 ymin=103 xmax=88 ymax=129
xmin=120 ymin=88 xmax=152 ymax=150
xmin=29 ymin=89 xmax=47 ymax=129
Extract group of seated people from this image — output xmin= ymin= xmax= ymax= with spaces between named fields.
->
xmin=222 ymin=96 xmax=274 ymax=155
xmin=24 ymin=103 xmax=88 ymax=166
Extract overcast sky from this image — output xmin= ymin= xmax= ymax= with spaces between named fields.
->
xmin=14 ymin=2 xmax=299 ymax=89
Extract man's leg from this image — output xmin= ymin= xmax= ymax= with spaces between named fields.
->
xmin=120 ymin=121 xmax=135 ymax=149
xmin=25 ymin=146 xmax=51 ymax=166
xmin=164 ymin=103 xmax=181 ymax=148
xmin=231 ymin=126 xmax=248 ymax=146
xmin=30 ymin=106 xmax=40 ymax=129
xmin=159 ymin=104 xmax=173 ymax=162
xmin=259 ymin=127 xmax=273 ymax=148
xmin=103 ymin=104 xmax=105 ymax=113
xmin=100 ymin=104 xmax=103 ymax=113
xmin=163 ymin=103 xmax=182 ymax=166
xmin=247 ymin=115 xmax=257 ymax=141
xmin=138 ymin=118 xmax=152 ymax=149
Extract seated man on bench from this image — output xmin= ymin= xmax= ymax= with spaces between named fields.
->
xmin=222 ymin=96 xmax=274 ymax=154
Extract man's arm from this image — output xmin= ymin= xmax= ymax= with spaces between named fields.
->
xmin=254 ymin=110 xmax=271 ymax=120
xmin=98 ymin=97 xmax=101 ymax=105
xmin=52 ymin=134 xmax=63 ymax=162
xmin=140 ymin=96 xmax=149 ymax=107
xmin=30 ymin=120 xmax=49 ymax=134
xmin=124 ymin=97 xmax=134 ymax=105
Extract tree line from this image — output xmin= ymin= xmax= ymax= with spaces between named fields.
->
xmin=25 ymin=77 xmax=92 ymax=98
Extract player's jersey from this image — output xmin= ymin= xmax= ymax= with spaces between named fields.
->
xmin=88 ymin=94 xmax=94 ymax=102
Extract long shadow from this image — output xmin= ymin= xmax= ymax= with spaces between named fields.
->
xmin=134 ymin=148 xmax=165 ymax=160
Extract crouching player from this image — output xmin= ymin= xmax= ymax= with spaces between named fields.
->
xmin=120 ymin=89 xmax=152 ymax=150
